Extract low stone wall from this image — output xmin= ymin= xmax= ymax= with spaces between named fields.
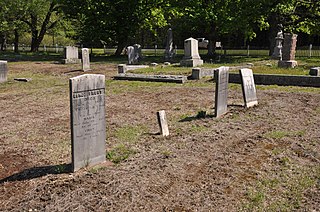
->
xmin=229 ymin=73 xmax=320 ymax=87
xmin=114 ymin=73 xmax=187 ymax=84
xmin=191 ymin=64 xmax=253 ymax=80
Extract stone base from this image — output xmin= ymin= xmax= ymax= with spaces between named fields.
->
xmin=309 ymin=67 xmax=320 ymax=76
xmin=278 ymin=60 xmax=298 ymax=68
xmin=180 ymin=58 xmax=203 ymax=67
xmin=62 ymin=58 xmax=82 ymax=64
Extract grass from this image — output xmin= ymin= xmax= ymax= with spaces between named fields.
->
xmin=241 ymin=167 xmax=319 ymax=211
xmin=107 ymin=143 xmax=136 ymax=164
xmin=264 ymin=130 xmax=306 ymax=139
xmin=114 ymin=125 xmax=147 ymax=143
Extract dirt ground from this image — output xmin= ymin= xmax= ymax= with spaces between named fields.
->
xmin=0 ymin=61 xmax=319 ymax=211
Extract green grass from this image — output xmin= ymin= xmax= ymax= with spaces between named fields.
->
xmin=114 ymin=125 xmax=147 ymax=143
xmin=106 ymin=143 xmax=136 ymax=164
xmin=264 ymin=130 xmax=306 ymax=139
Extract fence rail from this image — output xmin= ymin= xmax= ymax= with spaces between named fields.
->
xmin=2 ymin=44 xmax=320 ymax=58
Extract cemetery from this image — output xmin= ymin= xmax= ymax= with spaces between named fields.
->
xmin=0 ymin=50 xmax=319 ymax=211
xmin=0 ymin=0 xmax=320 ymax=211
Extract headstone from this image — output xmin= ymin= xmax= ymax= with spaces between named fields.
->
xmin=127 ymin=46 xmax=135 ymax=64
xmin=180 ymin=37 xmax=203 ymax=67
xmin=272 ymin=24 xmax=284 ymax=60
xmin=278 ymin=33 xmax=298 ymax=68
xmin=157 ymin=110 xmax=169 ymax=136
xmin=0 ymin=61 xmax=8 ymax=83
xmin=82 ymin=48 xmax=91 ymax=71
xmin=214 ymin=67 xmax=229 ymax=117
xmin=164 ymin=28 xmax=174 ymax=60
xmin=133 ymin=44 xmax=142 ymax=64
xmin=118 ymin=64 xmax=127 ymax=74
xmin=62 ymin=46 xmax=81 ymax=64
xmin=310 ymin=67 xmax=320 ymax=76
xmin=69 ymin=74 xmax=106 ymax=172
xmin=240 ymin=68 xmax=258 ymax=108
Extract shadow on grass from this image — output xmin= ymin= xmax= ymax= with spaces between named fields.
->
xmin=0 ymin=163 xmax=71 ymax=184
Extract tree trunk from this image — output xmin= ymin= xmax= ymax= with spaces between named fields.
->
xmin=268 ymin=14 xmax=279 ymax=56
xmin=207 ymin=26 xmax=217 ymax=57
xmin=0 ymin=33 xmax=6 ymax=51
xmin=14 ymin=29 xmax=19 ymax=53
xmin=114 ymin=43 xmax=126 ymax=56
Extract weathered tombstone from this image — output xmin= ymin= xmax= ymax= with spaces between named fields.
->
xmin=127 ymin=46 xmax=135 ymax=64
xmin=310 ymin=67 xmax=320 ymax=76
xmin=55 ymin=44 xmax=59 ymax=53
xmin=157 ymin=110 xmax=169 ymax=136
xmin=118 ymin=64 xmax=127 ymax=74
xmin=133 ymin=44 xmax=142 ymax=64
xmin=180 ymin=37 xmax=203 ymax=67
xmin=69 ymin=74 xmax=106 ymax=172
xmin=82 ymin=48 xmax=91 ymax=71
xmin=62 ymin=46 xmax=81 ymax=64
xmin=214 ymin=67 xmax=229 ymax=118
xmin=278 ymin=33 xmax=298 ymax=68
xmin=239 ymin=68 xmax=258 ymax=108
xmin=0 ymin=61 xmax=8 ymax=83
xmin=272 ymin=24 xmax=284 ymax=60
xmin=164 ymin=28 xmax=174 ymax=60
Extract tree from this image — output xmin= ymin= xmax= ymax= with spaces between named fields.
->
xmin=62 ymin=0 xmax=171 ymax=55
xmin=22 ymin=0 xmax=62 ymax=52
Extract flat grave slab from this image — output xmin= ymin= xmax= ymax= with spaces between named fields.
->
xmin=114 ymin=73 xmax=187 ymax=84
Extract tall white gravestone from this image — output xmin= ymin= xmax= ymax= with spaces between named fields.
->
xmin=127 ymin=46 xmax=135 ymax=65
xmin=180 ymin=37 xmax=203 ymax=67
xmin=69 ymin=74 xmax=106 ymax=172
xmin=82 ymin=48 xmax=91 ymax=71
xmin=0 ymin=61 xmax=8 ymax=83
xmin=63 ymin=46 xmax=81 ymax=64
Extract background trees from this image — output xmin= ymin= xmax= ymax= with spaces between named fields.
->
xmin=0 ymin=0 xmax=320 ymax=54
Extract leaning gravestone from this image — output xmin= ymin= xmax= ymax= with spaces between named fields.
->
xmin=82 ymin=48 xmax=91 ymax=71
xmin=0 ymin=61 xmax=8 ymax=83
xmin=63 ymin=46 xmax=81 ymax=64
xmin=157 ymin=110 xmax=169 ymax=136
xmin=214 ymin=67 xmax=229 ymax=118
xmin=69 ymin=74 xmax=106 ymax=172
xmin=239 ymin=68 xmax=258 ymax=108
xmin=180 ymin=37 xmax=203 ymax=67
xmin=278 ymin=33 xmax=298 ymax=68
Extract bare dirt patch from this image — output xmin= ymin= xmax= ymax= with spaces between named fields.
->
xmin=0 ymin=62 xmax=319 ymax=211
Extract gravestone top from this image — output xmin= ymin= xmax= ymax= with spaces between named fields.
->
xmin=214 ymin=66 xmax=229 ymax=118
xmin=69 ymin=74 xmax=106 ymax=172
xmin=310 ymin=67 xmax=320 ymax=76
xmin=0 ymin=61 xmax=8 ymax=83
xmin=240 ymin=68 xmax=258 ymax=108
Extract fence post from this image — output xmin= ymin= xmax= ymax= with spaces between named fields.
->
xmin=309 ymin=44 xmax=312 ymax=58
